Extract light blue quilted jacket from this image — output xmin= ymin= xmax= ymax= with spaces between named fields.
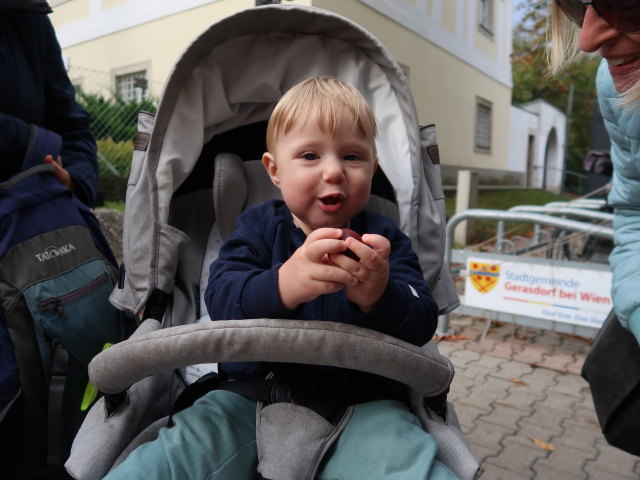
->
xmin=596 ymin=59 xmax=640 ymax=343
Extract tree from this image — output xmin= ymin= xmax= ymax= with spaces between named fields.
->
xmin=512 ymin=1 xmax=601 ymax=193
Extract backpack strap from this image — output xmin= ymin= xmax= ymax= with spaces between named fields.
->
xmin=22 ymin=125 xmax=62 ymax=171
xmin=46 ymin=343 xmax=68 ymax=466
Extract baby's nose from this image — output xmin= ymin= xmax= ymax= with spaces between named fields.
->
xmin=322 ymin=157 xmax=345 ymax=181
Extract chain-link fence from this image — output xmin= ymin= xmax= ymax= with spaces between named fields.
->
xmin=68 ymin=66 xmax=162 ymax=203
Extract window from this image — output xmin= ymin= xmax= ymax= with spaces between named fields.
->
xmin=112 ymin=62 xmax=151 ymax=102
xmin=115 ymin=70 xmax=148 ymax=102
xmin=479 ymin=0 xmax=493 ymax=34
xmin=475 ymin=97 xmax=492 ymax=153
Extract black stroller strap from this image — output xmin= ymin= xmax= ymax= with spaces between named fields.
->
xmin=168 ymin=373 xmax=271 ymax=426
xmin=169 ymin=367 xmax=410 ymax=427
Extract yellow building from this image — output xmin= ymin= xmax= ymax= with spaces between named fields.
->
xmin=50 ymin=0 xmax=513 ymax=185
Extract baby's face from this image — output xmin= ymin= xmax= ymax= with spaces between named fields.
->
xmin=263 ymin=114 xmax=377 ymax=235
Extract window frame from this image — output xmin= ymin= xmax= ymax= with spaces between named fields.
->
xmin=111 ymin=61 xmax=151 ymax=103
xmin=474 ymin=96 xmax=492 ymax=154
xmin=478 ymin=0 xmax=494 ymax=37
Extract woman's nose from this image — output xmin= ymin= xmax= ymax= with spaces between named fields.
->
xmin=579 ymin=5 xmax=621 ymax=53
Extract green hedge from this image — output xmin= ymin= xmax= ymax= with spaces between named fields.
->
xmin=97 ymin=138 xmax=134 ymax=177
xmin=79 ymin=90 xmax=157 ymax=142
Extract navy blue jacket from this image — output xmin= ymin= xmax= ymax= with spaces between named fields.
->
xmin=0 ymin=5 xmax=98 ymax=206
xmin=205 ymin=200 xmax=439 ymax=380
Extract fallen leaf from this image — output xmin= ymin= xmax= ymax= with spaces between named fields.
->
xmin=434 ymin=334 xmax=471 ymax=342
xmin=529 ymin=437 xmax=555 ymax=451
xmin=509 ymin=378 xmax=528 ymax=386
xmin=558 ymin=333 xmax=592 ymax=343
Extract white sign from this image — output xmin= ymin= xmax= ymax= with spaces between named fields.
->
xmin=464 ymin=257 xmax=612 ymax=329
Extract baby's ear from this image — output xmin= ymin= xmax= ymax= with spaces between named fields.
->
xmin=262 ymin=152 xmax=280 ymax=187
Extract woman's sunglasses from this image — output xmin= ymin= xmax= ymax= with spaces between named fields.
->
xmin=556 ymin=0 xmax=640 ymax=34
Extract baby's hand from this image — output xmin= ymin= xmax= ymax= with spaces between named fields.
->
xmin=278 ymin=228 xmax=358 ymax=310
xmin=329 ymin=232 xmax=390 ymax=313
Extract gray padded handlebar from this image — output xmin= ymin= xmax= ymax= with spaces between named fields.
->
xmin=89 ymin=319 xmax=454 ymax=397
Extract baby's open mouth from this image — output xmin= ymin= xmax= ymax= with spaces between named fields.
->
xmin=320 ymin=194 xmax=343 ymax=205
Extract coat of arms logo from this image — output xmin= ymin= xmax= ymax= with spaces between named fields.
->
xmin=469 ymin=262 xmax=500 ymax=293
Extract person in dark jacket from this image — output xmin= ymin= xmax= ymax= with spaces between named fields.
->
xmin=0 ymin=0 xmax=98 ymax=206
xmin=1 ymin=2 xmax=98 ymax=479
xmin=104 ymin=77 xmax=457 ymax=480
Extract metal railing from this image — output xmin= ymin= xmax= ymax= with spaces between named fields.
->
xmin=440 ymin=208 xmax=614 ymax=335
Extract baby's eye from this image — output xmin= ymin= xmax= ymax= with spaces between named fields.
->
xmin=302 ymin=152 xmax=318 ymax=160
xmin=343 ymin=153 xmax=360 ymax=161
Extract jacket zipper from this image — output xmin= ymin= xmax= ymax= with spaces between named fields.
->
xmin=38 ymin=273 xmax=110 ymax=313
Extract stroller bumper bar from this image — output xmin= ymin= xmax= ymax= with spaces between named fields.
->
xmin=90 ymin=318 xmax=454 ymax=398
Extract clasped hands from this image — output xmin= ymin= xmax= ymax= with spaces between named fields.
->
xmin=278 ymin=228 xmax=390 ymax=313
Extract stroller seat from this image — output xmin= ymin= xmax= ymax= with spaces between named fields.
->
xmin=68 ymin=148 xmax=477 ymax=478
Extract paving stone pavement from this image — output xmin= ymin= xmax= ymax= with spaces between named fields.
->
xmin=436 ymin=314 xmax=640 ymax=480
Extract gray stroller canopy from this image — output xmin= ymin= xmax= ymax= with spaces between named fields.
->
xmin=111 ymin=4 xmax=458 ymax=317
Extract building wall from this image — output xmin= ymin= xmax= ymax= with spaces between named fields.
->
xmin=351 ymin=0 xmax=512 ymax=181
xmin=522 ymin=100 xmax=567 ymax=193
xmin=51 ymin=0 xmax=261 ymax=96
xmin=509 ymin=105 xmax=539 ymax=178
xmin=509 ymin=100 xmax=567 ymax=192
xmin=49 ymin=0 xmax=513 ymax=183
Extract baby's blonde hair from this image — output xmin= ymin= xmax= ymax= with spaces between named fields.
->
xmin=266 ymin=77 xmax=378 ymax=152
xmin=547 ymin=2 xmax=640 ymax=107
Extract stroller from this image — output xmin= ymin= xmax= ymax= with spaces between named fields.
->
xmin=67 ymin=4 xmax=478 ymax=479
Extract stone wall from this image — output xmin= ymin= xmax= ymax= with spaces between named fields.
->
xmin=94 ymin=208 xmax=123 ymax=262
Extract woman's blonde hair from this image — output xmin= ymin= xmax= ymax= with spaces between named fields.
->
xmin=547 ymin=2 xmax=640 ymax=107
xmin=266 ymin=77 xmax=378 ymax=152
xmin=547 ymin=2 xmax=582 ymax=76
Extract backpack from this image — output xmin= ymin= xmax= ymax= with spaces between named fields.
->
xmin=0 ymin=165 xmax=131 ymax=479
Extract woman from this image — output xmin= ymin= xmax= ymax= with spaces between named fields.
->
xmin=549 ymin=0 xmax=640 ymax=345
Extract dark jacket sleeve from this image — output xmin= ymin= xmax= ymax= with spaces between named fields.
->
xmin=41 ymin=17 xmax=98 ymax=206
xmin=205 ymin=205 xmax=295 ymax=321
xmin=0 ymin=112 xmax=31 ymax=179
xmin=0 ymin=12 xmax=97 ymax=205
xmin=357 ymin=221 xmax=439 ymax=346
